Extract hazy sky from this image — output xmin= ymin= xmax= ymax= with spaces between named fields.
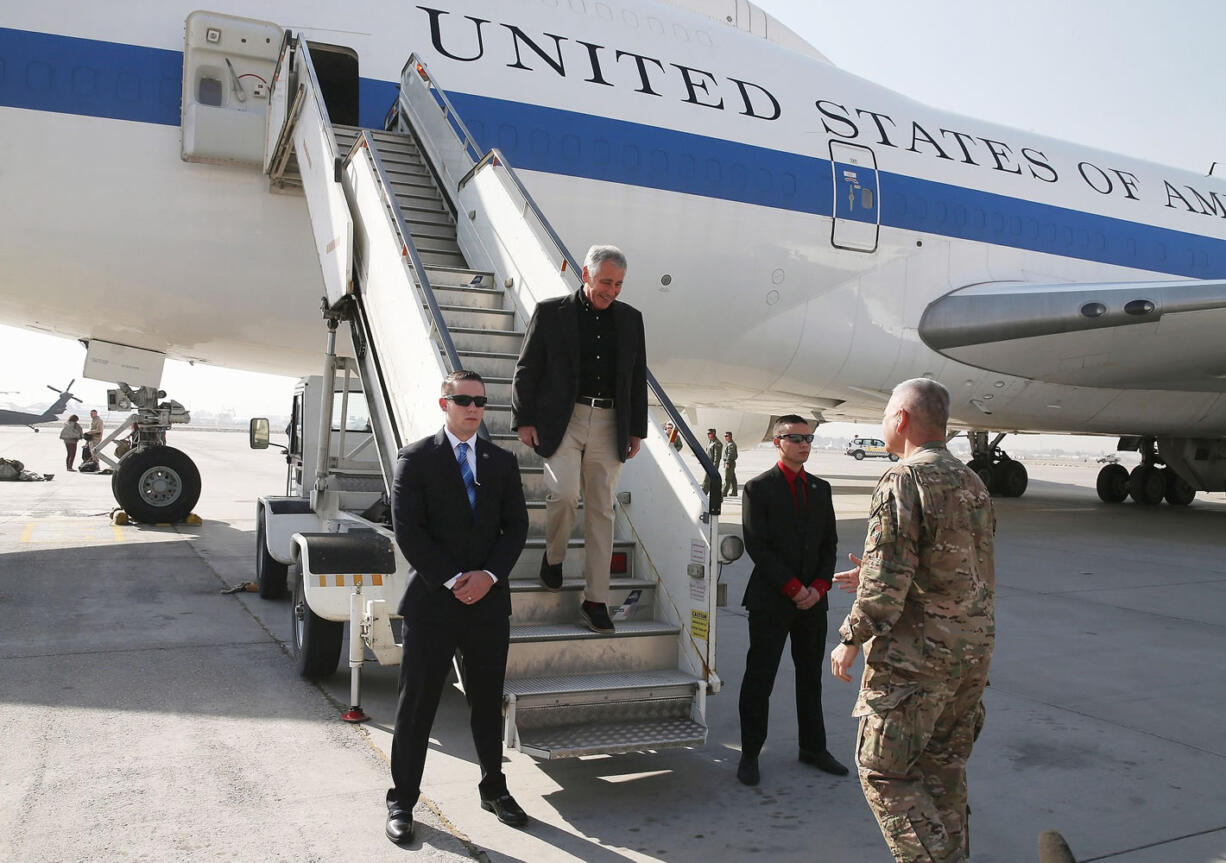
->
xmin=3 ymin=0 xmax=1221 ymax=446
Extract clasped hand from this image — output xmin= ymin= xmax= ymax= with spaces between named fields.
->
xmin=452 ymin=570 xmax=493 ymax=604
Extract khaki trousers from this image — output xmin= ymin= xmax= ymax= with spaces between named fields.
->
xmin=543 ymin=405 xmax=621 ymax=605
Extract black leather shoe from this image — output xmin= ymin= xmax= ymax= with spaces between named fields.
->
xmin=736 ymin=755 xmax=760 ymax=786
xmin=579 ymin=600 xmax=615 ymax=633
xmin=539 ymin=556 xmax=563 ymax=591
xmin=799 ymin=749 xmax=849 ymax=776
xmin=385 ymin=809 xmax=414 ymax=845
xmin=480 ymin=793 xmax=528 ymax=827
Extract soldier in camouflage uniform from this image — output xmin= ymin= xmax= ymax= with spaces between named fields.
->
xmin=830 ymin=378 xmax=995 ymax=863
xmin=702 ymin=428 xmax=723 ymax=494
xmin=722 ymin=431 xmax=739 ymax=497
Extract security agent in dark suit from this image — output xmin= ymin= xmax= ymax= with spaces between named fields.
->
xmin=736 ymin=414 xmax=849 ymax=786
xmin=512 ymin=244 xmax=647 ymax=635
xmin=385 ymin=370 xmax=530 ymax=845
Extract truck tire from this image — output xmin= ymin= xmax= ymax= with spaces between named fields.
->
xmin=256 ymin=507 xmax=289 ymax=599
xmin=290 ymin=563 xmax=343 ymax=679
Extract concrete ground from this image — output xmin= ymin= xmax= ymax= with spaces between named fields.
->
xmin=2 ymin=427 xmax=1225 ymax=862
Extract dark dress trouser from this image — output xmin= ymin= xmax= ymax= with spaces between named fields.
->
xmin=738 ymin=602 xmax=828 ymax=758
xmin=388 ymin=595 xmax=510 ymax=809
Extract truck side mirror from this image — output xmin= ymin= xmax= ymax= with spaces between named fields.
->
xmin=249 ymin=417 xmax=270 ymax=450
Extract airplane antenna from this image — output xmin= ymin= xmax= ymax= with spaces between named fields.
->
xmin=1211 ymin=161 xmax=1221 ymax=177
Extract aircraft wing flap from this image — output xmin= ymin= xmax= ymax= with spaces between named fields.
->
xmin=919 ymin=279 xmax=1226 ymax=392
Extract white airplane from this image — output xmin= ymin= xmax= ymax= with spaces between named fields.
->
xmin=2 ymin=0 xmax=1226 ymax=516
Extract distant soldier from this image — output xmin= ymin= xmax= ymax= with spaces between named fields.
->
xmin=85 ymin=409 xmax=104 ymax=463
xmin=830 ymin=378 xmax=995 ymax=863
xmin=721 ymin=431 xmax=739 ymax=497
xmin=701 ymin=428 xmax=722 ymax=495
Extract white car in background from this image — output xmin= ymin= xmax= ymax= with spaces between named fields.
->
xmin=845 ymin=437 xmax=899 ymax=461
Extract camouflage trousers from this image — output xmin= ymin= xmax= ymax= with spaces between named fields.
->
xmin=855 ymin=667 xmax=988 ymax=863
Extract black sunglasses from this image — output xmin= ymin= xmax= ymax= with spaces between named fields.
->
xmin=445 ymin=394 xmax=488 ymax=407
xmin=776 ymin=433 xmax=815 ymax=443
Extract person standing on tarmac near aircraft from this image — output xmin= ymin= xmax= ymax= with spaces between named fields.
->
xmin=512 ymin=244 xmax=648 ymax=636
xmin=736 ymin=415 xmax=848 ymax=787
xmin=830 ymin=377 xmax=996 ymax=863
xmin=385 ymin=370 xmax=531 ymax=845
xmin=722 ymin=431 xmax=739 ymax=497
xmin=59 ymin=414 xmax=83 ymax=470
xmin=702 ymin=428 xmax=723 ymax=495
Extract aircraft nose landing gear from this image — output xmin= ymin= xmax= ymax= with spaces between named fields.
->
xmin=113 ymin=445 xmax=202 ymax=523
xmin=98 ymin=383 xmax=200 ymax=523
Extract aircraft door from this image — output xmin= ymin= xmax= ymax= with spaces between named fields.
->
xmin=829 ymin=141 xmax=880 ymax=253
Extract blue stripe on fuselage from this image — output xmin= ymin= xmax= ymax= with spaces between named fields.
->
xmin=448 ymin=92 xmax=826 ymax=215
xmin=0 ymin=28 xmax=182 ymax=125
xmin=3 ymin=28 xmax=1225 ymax=279
xmin=450 ymin=92 xmax=1226 ymax=280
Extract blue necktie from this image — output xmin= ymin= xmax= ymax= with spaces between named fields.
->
xmin=457 ymin=441 xmax=477 ymax=514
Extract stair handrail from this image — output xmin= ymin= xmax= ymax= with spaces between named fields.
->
xmin=399 ymin=55 xmax=484 ymax=164
xmin=344 ymin=131 xmax=465 ymax=377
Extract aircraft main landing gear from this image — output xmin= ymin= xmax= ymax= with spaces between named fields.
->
xmin=967 ymin=431 xmax=1028 ymax=498
xmin=1096 ymin=437 xmax=1195 ymax=506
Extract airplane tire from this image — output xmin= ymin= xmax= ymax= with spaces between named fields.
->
xmin=853 ymin=451 xmax=865 ymax=460
xmin=256 ymin=507 xmax=288 ymax=599
xmin=1128 ymin=465 xmax=1165 ymax=506
xmin=113 ymin=445 xmax=201 ymax=524
xmin=1163 ymin=469 xmax=1196 ymax=506
xmin=291 ymin=563 xmax=342 ymax=679
xmin=1095 ymin=463 xmax=1129 ymax=503
xmin=997 ymin=460 xmax=1028 ymax=498
xmin=967 ymin=458 xmax=995 ymax=493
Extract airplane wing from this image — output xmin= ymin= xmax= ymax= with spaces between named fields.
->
xmin=918 ymin=279 xmax=1226 ymax=392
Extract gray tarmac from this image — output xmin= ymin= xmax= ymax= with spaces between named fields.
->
xmin=2 ymin=427 xmax=1225 ymax=862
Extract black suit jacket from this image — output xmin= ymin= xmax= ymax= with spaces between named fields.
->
xmin=511 ymin=289 xmax=648 ymax=460
xmin=741 ymin=465 xmax=838 ymax=613
xmin=390 ymin=429 xmax=529 ymax=617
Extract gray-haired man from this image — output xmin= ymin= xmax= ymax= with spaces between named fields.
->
xmin=512 ymin=245 xmax=648 ymax=634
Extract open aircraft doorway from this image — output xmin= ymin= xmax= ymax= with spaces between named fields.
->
xmin=306 ymin=41 xmax=359 ymax=127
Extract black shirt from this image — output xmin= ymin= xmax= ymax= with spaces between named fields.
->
xmin=576 ymin=289 xmax=617 ymax=399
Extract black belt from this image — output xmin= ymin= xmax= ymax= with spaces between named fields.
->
xmin=576 ymin=395 xmax=615 ymax=409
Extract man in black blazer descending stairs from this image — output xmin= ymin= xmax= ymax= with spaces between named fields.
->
xmin=385 ymin=370 xmax=530 ymax=845
xmin=736 ymin=414 xmax=849 ymax=786
xmin=512 ymin=245 xmax=648 ymax=634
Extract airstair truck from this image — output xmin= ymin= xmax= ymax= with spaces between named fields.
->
xmin=243 ymin=23 xmax=739 ymax=757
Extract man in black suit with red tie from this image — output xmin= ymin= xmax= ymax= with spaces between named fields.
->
xmin=385 ymin=370 xmax=530 ymax=845
xmin=736 ymin=414 xmax=849 ymax=786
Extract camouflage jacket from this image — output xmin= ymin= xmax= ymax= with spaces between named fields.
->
xmin=839 ymin=443 xmax=996 ymax=694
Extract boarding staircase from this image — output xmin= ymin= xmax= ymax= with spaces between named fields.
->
xmin=264 ymin=37 xmax=724 ymax=758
